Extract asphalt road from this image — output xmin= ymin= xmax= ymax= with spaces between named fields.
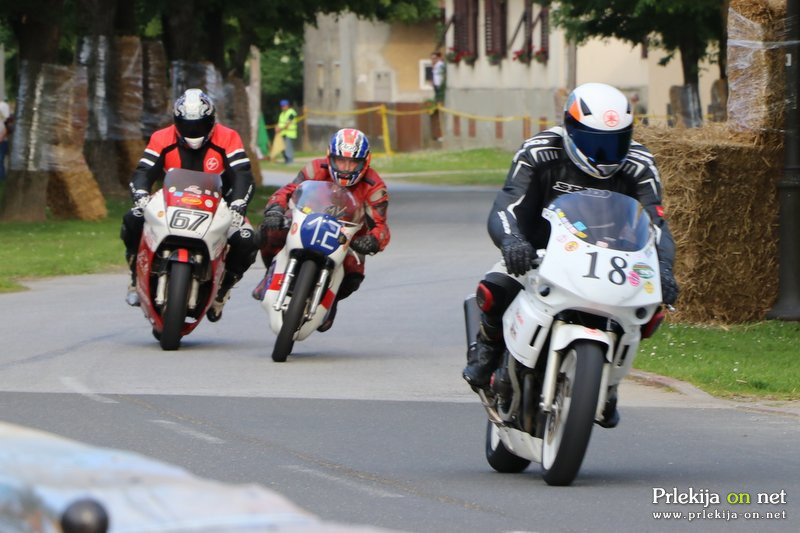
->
xmin=1 ymin=181 xmax=798 ymax=532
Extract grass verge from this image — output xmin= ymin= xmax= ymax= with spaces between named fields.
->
xmin=0 ymin=187 xmax=276 ymax=292
xmin=636 ymin=320 xmax=800 ymax=400
xmin=259 ymin=147 xmax=512 ymax=186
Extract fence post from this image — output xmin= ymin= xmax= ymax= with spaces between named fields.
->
xmin=538 ymin=116 xmax=548 ymax=132
xmin=380 ymin=104 xmax=394 ymax=156
xmin=522 ymin=115 xmax=531 ymax=139
xmin=302 ymin=105 xmax=310 ymax=152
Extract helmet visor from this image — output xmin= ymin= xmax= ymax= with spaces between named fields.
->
xmin=176 ymin=116 xmax=214 ymax=140
xmin=330 ymin=156 xmax=366 ymax=185
xmin=566 ymin=116 xmax=632 ymax=165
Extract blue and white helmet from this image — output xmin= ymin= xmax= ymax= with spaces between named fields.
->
xmin=174 ymin=89 xmax=216 ymax=150
xmin=327 ymin=128 xmax=371 ymax=187
xmin=563 ymin=83 xmax=633 ymax=179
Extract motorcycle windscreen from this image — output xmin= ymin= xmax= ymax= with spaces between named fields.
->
xmin=291 ymin=181 xmax=364 ymax=224
xmin=547 ymin=190 xmax=652 ymax=252
xmin=164 ymin=168 xmax=223 ymax=196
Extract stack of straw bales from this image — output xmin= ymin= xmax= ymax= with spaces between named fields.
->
xmin=638 ymin=0 xmax=786 ymax=323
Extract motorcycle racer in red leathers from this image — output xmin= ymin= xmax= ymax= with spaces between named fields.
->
xmin=253 ymin=128 xmax=390 ymax=331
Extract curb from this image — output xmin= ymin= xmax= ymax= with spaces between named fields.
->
xmin=629 ymin=369 xmax=800 ymax=418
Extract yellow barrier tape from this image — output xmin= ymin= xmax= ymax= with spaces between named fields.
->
xmin=436 ymin=104 xmax=528 ymax=122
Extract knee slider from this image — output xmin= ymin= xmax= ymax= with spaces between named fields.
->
xmin=226 ymin=228 xmax=258 ymax=275
xmin=477 ymin=273 xmax=523 ymax=319
xmin=476 ymin=282 xmax=495 ymax=313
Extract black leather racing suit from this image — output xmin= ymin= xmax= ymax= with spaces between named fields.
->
xmin=478 ymin=126 xmax=676 ymax=325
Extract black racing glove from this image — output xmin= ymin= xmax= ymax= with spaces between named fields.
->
xmin=659 ymin=262 xmax=679 ymax=306
xmin=350 ymin=235 xmax=380 ymax=255
xmin=261 ymin=204 xmax=288 ymax=230
xmin=501 ymin=233 xmax=536 ymax=276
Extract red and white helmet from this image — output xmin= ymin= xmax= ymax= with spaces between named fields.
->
xmin=327 ymin=128 xmax=371 ymax=187
xmin=562 ymin=83 xmax=633 ymax=179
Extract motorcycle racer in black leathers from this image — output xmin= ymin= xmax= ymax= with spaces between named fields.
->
xmin=462 ymin=83 xmax=679 ymax=428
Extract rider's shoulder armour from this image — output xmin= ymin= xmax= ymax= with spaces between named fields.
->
xmin=514 ymin=128 xmax=563 ymax=167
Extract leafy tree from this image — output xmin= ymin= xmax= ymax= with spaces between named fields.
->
xmin=260 ymin=33 xmax=304 ymax=124
xmin=552 ymin=0 xmax=725 ymax=124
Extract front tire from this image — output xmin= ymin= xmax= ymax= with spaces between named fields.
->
xmin=541 ymin=341 xmax=604 ymax=486
xmin=160 ymin=262 xmax=192 ymax=351
xmin=485 ymin=419 xmax=531 ymax=473
xmin=272 ymin=259 xmax=317 ymax=362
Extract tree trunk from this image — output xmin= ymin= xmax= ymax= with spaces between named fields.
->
xmin=679 ymin=35 xmax=703 ymax=128
xmin=163 ymin=0 xmax=200 ymax=62
xmin=0 ymin=62 xmax=106 ymax=221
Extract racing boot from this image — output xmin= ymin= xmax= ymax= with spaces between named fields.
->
xmin=207 ymin=271 xmax=241 ymax=322
xmin=596 ymin=386 xmax=620 ymax=428
xmin=251 ymin=271 xmax=269 ymax=301
xmin=317 ymin=272 xmax=362 ymax=333
xmin=125 ymin=253 xmax=140 ymax=307
xmin=316 ymin=299 xmax=339 ymax=332
xmin=462 ymin=321 xmax=504 ymax=388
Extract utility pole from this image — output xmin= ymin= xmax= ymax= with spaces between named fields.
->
xmin=768 ymin=0 xmax=800 ymax=320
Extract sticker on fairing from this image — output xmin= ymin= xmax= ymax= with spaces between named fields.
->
xmin=300 ymin=214 xmax=343 ymax=255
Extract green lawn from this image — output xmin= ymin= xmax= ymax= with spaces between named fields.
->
xmin=0 ymin=187 xmax=276 ymax=292
xmin=636 ymin=320 xmax=800 ymax=400
xmin=259 ymin=147 xmax=512 ymax=186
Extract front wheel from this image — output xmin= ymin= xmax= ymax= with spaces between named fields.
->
xmin=541 ymin=341 xmax=605 ymax=486
xmin=485 ymin=420 xmax=531 ymax=473
xmin=160 ymin=262 xmax=192 ymax=351
xmin=272 ymin=259 xmax=317 ymax=362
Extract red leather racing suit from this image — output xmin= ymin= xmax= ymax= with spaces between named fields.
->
xmin=259 ymin=158 xmax=390 ymax=279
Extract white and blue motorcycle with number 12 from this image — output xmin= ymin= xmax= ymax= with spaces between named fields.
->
xmin=261 ymin=181 xmax=364 ymax=362
xmin=464 ymin=189 xmax=665 ymax=486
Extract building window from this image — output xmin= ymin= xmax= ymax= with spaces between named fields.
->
xmin=451 ymin=0 xmax=479 ymax=64
xmin=511 ymin=3 xmax=549 ymax=65
xmin=484 ymin=0 xmax=507 ymax=64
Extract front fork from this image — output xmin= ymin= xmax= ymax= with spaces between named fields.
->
xmin=273 ymin=257 xmax=332 ymax=320
xmin=154 ymin=249 xmax=203 ymax=309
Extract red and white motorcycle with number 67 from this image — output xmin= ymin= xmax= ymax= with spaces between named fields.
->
xmin=260 ymin=180 xmax=364 ymax=362
xmin=134 ymin=168 xmax=232 ymax=350
xmin=465 ymin=189 xmax=665 ymax=486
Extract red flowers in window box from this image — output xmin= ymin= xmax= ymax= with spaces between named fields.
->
xmin=446 ymin=47 xmax=477 ymax=66
xmin=513 ymin=46 xmax=548 ymax=65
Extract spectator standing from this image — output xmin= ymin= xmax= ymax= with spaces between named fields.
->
xmin=430 ymin=52 xmax=446 ymax=141
xmin=276 ymin=99 xmax=298 ymax=164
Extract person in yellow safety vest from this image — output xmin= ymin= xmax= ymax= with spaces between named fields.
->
xmin=276 ymin=99 xmax=298 ymax=164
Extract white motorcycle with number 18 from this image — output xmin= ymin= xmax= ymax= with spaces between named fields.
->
xmin=464 ymin=189 xmax=665 ymax=486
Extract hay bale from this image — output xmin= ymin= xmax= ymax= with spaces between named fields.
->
xmin=727 ymin=0 xmax=786 ymax=133
xmin=115 ymin=138 xmax=146 ymax=189
xmin=637 ymin=125 xmax=781 ymax=324
xmin=47 ymin=168 xmax=108 ymax=221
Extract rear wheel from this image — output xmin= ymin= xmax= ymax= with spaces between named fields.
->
xmin=159 ymin=262 xmax=192 ymax=351
xmin=272 ymin=259 xmax=317 ymax=362
xmin=541 ymin=341 xmax=605 ymax=486
xmin=485 ymin=419 xmax=531 ymax=473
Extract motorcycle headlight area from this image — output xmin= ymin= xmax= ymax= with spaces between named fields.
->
xmin=299 ymin=214 xmax=344 ymax=255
